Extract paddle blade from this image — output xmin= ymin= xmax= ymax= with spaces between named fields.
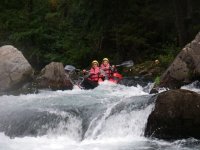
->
xmin=64 ymin=65 xmax=76 ymax=72
xmin=117 ymin=60 xmax=134 ymax=67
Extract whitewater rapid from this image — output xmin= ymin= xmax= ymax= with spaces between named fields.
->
xmin=0 ymin=81 xmax=200 ymax=150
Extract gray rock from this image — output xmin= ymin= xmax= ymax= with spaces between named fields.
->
xmin=0 ymin=45 xmax=33 ymax=91
xmin=145 ymin=89 xmax=200 ymax=140
xmin=36 ymin=62 xmax=73 ymax=90
xmin=159 ymin=32 xmax=200 ymax=89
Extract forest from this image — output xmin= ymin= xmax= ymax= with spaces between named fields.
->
xmin=0 ymin=0 xmax=200 ymax=69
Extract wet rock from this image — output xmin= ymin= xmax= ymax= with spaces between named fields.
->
xmin=139 ymin=69 xmax=148 ymax=75
xmin=120 ymin=76 xmax=153 ymax=87
xmin=0 ymin=45 xmax=34 ymax=92
xmin=131 ymin=61 xmax=162 ymax=80
xmin=149 ymin=87 xmax=159 ymax=94
xmin=0 ymin=110 xmax=72 ymax=137
xmin=145 ymin=89 xmax=200 ymax=140
xmin=0 ymin=82 xmax=38 ymax=96
xmin=158 ymin=32 xmax=200 ymax=89
xmin=36 ymin=62 xmax=73 ymax=90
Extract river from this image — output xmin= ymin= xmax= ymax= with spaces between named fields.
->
xmin=0 ymin=81 xmax=200 ymax=150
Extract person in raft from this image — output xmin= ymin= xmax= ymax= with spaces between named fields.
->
xmin=100 ymin=58 xmax=116 ymax=80
xmin=83 ymin=60 xmax=103 ymax=82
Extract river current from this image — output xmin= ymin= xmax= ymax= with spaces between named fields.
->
xmin=0 ymin=81 xmax=200 ymax=150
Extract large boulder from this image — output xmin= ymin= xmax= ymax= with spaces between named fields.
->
xmin=145 ymin=89 xmax=200 ymax=140
xmin=0 ymin=45 xmax=33 ymax=92
xmin=159 ymin=32 xmax=200 ymax=89
xmin=36 ymin=62 xmax=73 ymax=90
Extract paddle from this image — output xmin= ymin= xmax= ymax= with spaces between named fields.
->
xmin=115 ymin=60 xmax=134 ymax=67
xmin=64 ymin=65 xmax=85 ymax=89
xmin=64 ymin=65 xmax=90 ymax=79
xmin=64 ymin=65 xmax=80 ymax=72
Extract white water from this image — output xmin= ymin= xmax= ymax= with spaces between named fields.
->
xmin=0 ymin=81 xmax=200 ymax=150
xmin=181 ymin=81 xmax=200 ymax=93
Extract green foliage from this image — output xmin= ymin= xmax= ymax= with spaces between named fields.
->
xmin=0 ymin=0 xmax=200 ymax=70
xmin=158 ymin=54 xmax=174 ymax=68
xmin=158 ymin=44 xmax=180 ymax=68
xmin=154 ymin=76 xmax=160 ymax=86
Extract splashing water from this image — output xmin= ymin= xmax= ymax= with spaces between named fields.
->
xmin=181 ymin=81 xmax=200 ymax=93
xmin=0 ymin=81 xmax=200 ymax=150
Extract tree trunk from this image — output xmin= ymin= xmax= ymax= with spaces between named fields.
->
xmin=26 ymin=0 xmax=33 ymax=20
xmin=186 ymin=0 xmax=193 ymax=19
xmin=26 ymin=0 xmax=33 ymax=14
xmin=173 ymin=0 xmax=188 ymax=47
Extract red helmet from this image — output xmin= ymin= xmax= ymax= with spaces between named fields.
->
xmin=113 ymin=73 xmax=122 ymax=79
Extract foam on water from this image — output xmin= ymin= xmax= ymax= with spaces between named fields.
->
xmin=0 ymin=82 xmax=199 ymax=150
xmin=1 ymin=132 xmax=198 ymax=150
xmin=181 ymin=81 xmax=200 ymax=93
xmin=0 ymin=132 xmax=149 ymax=150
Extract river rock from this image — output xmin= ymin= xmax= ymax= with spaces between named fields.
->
xmin=131 ymin=61 xmax=162 ymax=81
xmin=0 ymin=45 xmax=33 ymax=92
xmin=158 ymin=32 xmax=200 ymax=89
xmin=36 ymin=62 xmax=73 ymax=90
xmin=145 ymin=89 xmax=200 ymax=140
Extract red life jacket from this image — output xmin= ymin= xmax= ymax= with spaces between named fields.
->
xmin=100 ymin=64 xmax=112 ymax=78
xmin=89 ymin=67 xmax=100 ymax=82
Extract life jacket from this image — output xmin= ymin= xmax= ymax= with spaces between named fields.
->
xmin=88 ymin=67 xmax=100 ymax=82
xmin=100 ymin=63 xmax=112 ymax=79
